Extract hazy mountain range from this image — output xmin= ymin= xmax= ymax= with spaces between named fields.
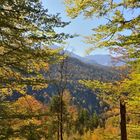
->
xmin=64 ymin=51 xmax=124 ymax=67
xmin=51 ymin=45 xmax=124 ymax=66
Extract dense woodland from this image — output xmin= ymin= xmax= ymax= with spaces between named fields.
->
xmin=0 ymin=0 xmax=140 ymax=140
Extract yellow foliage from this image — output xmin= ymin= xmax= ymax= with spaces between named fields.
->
xmin=13 ymin=95 xmax=45 ymax=114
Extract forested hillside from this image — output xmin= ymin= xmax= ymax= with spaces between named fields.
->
xmin=29 ymin=57 xmax=121 ymax=113
xmin=9 ymin=56 xmax=120 ymax=113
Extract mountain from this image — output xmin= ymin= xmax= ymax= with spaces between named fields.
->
xmin=9 ymin=56 xmax=120 ymax=113
xmin=64 ymin=51 xmax=124 ymax=67
xmin=71 ymin=54 xmax=124 ymax=67
xmin=50 ymin=45 xmax=124 ymax=66
xmin=9 ymin=46 xmax=123 ymax=113
xmin=84 ymin=54 xmax=111 ymax=66
xmin=28 ymin=57 xmax=120 ymax=113
xmin=83 ymin=54 xmax=124 ymax=66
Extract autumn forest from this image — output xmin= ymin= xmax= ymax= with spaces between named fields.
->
xmin=0 ymin=0 xmax=140 ymax=140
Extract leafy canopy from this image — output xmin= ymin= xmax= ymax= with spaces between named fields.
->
xmin=0 ymin=0 xmax=71 ymax=95
xmin=65 ymin=0 xmax=140 ymax=60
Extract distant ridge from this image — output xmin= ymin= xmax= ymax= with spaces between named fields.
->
xmin=83 ymin=54 xmax=124 ymax=66
xmin=50 ymin=45 xmax=124 ymax=66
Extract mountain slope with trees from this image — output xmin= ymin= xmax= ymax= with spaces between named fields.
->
xmin=26 ymin=56 xmax=122 ymax=113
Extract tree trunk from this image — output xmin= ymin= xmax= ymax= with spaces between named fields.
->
xmin=60 ymin=95 xmax=63 ymax=140
xmin=57 ymin=115 xmax=60 ymax=140
xmin=120 ymin=100 xmax=127 ymax=140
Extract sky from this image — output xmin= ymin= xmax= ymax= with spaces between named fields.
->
xmin=42 ymin=0 xmax=109 ymax=56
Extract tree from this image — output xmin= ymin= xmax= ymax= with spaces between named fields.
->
xmin=0 ymin=0 xmax=72 ymax=139
xmin=64 ymin=0 xmax=139 ymax=56
xmin=49 ymin=94 xmax=68 ymax=140
xmin=80 ymin=72 xmax=140 ymax=140
xmin=0 ymin=95 xmax=48 ymax=139
xmin=48 ymin=54 xmax=71 ymax=140
xmin=0 ymin=0 xmax=71 ymax=96
xmin=65 ymin=1 xmax=140 ymax=139
xmin=76 ymin=109 xmax=90 ymax=134
xmin=90 ymin=112 xmax=99 ymax=129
